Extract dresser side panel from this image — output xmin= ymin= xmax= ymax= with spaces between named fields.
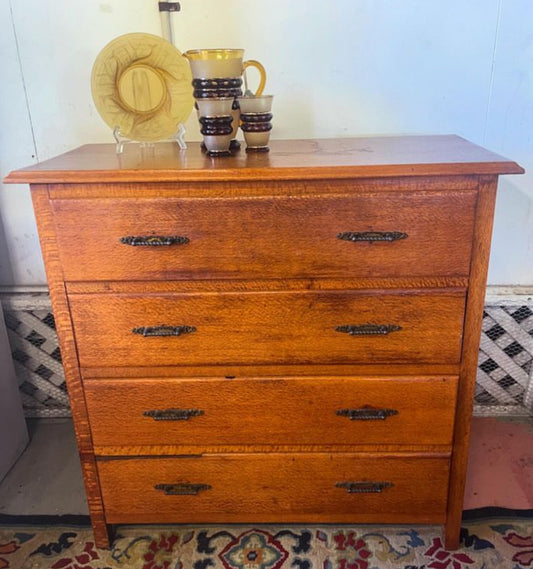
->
xmin=29 ymin=186 xmax=110 ymax=548
xmin=445 ymin=175 xmax=499 ymax=549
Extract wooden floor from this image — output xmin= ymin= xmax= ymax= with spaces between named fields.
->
xmin=0 ymin=416 xmax=531 ymax=516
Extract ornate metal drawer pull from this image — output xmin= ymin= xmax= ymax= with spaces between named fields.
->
xmin=120 ymin=235 xmax=190 ymax=246
xmin=336 ymin=407 xmax=399 ymax=421
xmin=337 ymin=231 xmax=407 ymax=242
xmin=335 ymin=324 xmax=402 ymax=336
xmin=154 ymin=483 xmax=211 ymax=496
xmin=132 ymin=325 xmax=196 ymax=337
xmin=143 ymin=408 xmax=204 ymax=421
xmin=336 ymin=481 xmax=394 ymax=494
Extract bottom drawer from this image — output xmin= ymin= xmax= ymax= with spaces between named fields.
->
xmin=97 ymin=453 xmax=449 ymax=524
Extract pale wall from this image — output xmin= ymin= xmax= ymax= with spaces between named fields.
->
xmin=1 ymin=0 xmax=531 ymax=285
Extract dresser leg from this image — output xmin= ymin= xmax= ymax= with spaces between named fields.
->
xmin=444 ymin=521 xmax=461 ymax=551
xmin=79 ymin=455 xmax=112 ymax=549
xmin=93 ymin=522 xmax=113 ymax=549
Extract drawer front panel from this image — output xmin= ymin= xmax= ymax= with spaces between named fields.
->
xmin=70 ymin=290 xmax=466 ymax=367
xmin=85 ymin=376 xmax=458 ymax=448
xmin=51 ymin=192 xmax=476 ymax=281
xmin=97 ymin=454 xmax=450 ymax=524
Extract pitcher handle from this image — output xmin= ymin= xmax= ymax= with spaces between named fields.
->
xmin=243 ymin=60 xmax=267 ymax=96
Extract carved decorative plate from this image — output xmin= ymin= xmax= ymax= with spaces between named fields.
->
xmin=91 ymin=33 xmax=194 ymax=142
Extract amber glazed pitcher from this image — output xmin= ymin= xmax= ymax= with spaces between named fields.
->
xmin=184 ymin=48 xmax=266 ymax=96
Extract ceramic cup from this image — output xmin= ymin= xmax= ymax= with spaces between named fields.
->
xmin=195 ymin=97 xmax=234 ymax=117
xmin=194 ymin=81 xmax=242 ymax=147
xmin=195 ymin=97 xmax=234 ymax=157
xmin=238 ymin=95 xmax=274 ymax=152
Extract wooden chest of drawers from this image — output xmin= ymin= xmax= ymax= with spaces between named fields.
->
xmin=6 ymin=136 xmax=523 ymax=550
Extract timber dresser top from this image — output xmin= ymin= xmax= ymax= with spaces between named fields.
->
xmin=4 ymin=135 xmax=524 ymax=184
xmin=4 ymin=135 xmax=524 ymax=552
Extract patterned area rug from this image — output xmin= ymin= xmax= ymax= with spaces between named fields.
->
xmin=1 ymin=513 xmax=532 ymax=569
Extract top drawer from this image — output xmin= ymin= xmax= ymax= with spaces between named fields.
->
xmin=51 ymin=191 xmax=476 ymax=281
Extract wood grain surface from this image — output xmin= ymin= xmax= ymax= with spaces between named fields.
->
xmin=47 ymin=175 xmax=479 ymax=200
xmin=93 ymin=443 xmax=453 ymax=456
xmin=96 ymin=452 xmax=450 ymax=524
xmin=30 ymin=187 xmax=110 ymax=548
xmin=67 ymin=277 xmax=469 ymax=294
xmin=4 ymin=136 xmax=524 ymax=184
xmin=10 ymin=137 xmax=523 ymax=550
xmin=69 ymin=289 xmax=466 ymax=367
xmin=84 ymin=375 xmax=458 ymax=448
xmin=445 ymin=176 xmax=500 ymax=550
xmin=82 ymin=362 xmax=462 ymax=379
xmin=51 ymin=191 xmax=476 ymax=281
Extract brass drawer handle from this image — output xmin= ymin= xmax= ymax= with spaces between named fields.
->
xmin=336 ymin=481 xmax=394 ymax=494
xmin=336 ymin=407 xmax=399 ymax=421
xmin=337 ymin=231 xmax=407 ymax=242
xmin=155 ymin=483 xmax=211 ymax=496
xmin=132 ymin=325 xmax=196 ymax=337
xmin=120 ymin=235 xmax=190 ymax=246
xmin=143 ymin=408 xmax=204 ymax=421
xmin=335 ymin=324 xmax=402 ymax=336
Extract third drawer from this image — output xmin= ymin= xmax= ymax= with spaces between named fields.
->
xmin=85 ymin=376 xmax=458 ymax=448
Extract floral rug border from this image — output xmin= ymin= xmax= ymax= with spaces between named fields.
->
xmin=1 ymin=514 xmax=532 ymax=569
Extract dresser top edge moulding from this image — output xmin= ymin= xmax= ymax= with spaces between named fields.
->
xmin=3 ymin=135 xmax=524 ymax=185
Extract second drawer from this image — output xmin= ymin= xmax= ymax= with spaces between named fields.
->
xmin=85 ymin=376 xmax=458 ymax=448
xmin=70 ymin=289 xmax=466 ymax=367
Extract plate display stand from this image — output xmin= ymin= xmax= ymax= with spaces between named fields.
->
xmin=113 ymin=123 xmax=187 ymax=154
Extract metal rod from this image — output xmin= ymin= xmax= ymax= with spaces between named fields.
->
xmin=159 ymin=2 xmax=181 ymax=45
